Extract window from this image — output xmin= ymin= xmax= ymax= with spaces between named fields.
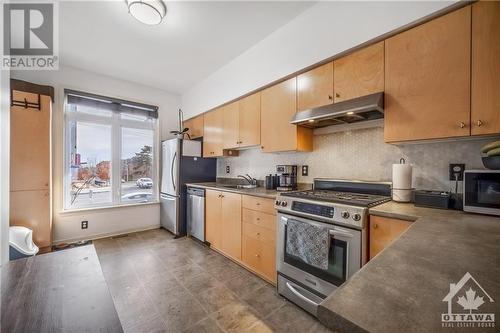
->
xmin=64 ymin=90 xmax=158 ymax=210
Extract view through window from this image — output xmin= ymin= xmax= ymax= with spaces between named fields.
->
xmin=65 ymin=90 xmax=158 ymax=209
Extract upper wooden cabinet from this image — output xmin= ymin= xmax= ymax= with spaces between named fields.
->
xmin=471 ymin=1 xmax=500 ymax=136
xmin=203 ymin=107 xmax=224 ymax=157
xmin=222 ymin=101 xmax=240 ymax=149
xmin=384 ymin=6 xmax=471 ymax=142
xmin=333 ymin=42 xmax=384 ymax=103
xmin=297 ymin=62 xmax=333 ymax=111
xmin=222 ymin=93 xmax=261 ymax=149
xmin=184 ymin=115 xmax=204 ymax=139
xmin=261 ymin=78 xmax=313 ymax=153
xmin=369 ymin=215 xmax=411 ymax=259
xmin=238 ymin=92 xmax=261 ymax=148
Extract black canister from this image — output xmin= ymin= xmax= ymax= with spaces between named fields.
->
xmin=265 ymin=174 xmax=274 ymax=190
xmin=273 ymin=174 xmax=280 ymax=189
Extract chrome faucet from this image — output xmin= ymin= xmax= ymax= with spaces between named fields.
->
xmin=238 ymin=174 xmax=257 ymax=185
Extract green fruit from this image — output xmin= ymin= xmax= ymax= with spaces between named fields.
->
xmin=481 ymin=140 xmax=500 ymax=154
xmin=487 ymin=147 xmax=500 ymax=157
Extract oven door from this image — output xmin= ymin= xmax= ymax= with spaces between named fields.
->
xmin=464 ymin=171 xmax=500 ymax=216
xmin=277 ymin=213 xmax=362 ymax=298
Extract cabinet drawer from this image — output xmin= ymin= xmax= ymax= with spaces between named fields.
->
xmin=242 ymin=208 xmax=276 ymax=231
xmin=242 ymin=235 xmax=276 ymax=283
xmin=242 ymin=195 xmax=276 ymax=215
xmin=242 ymin=221 xmax=276 ymax=244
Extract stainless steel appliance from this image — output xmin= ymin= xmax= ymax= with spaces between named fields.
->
xmin=160 ymin=138 xmax=216 ymax=237
xmin=275 ymin=179 xmax=391 ymax=316
xmin=276 ymin=165 xmax=297 ymax=191
xmin=187 ymin=187 xmax=205 ymax=242
xmin=463 ymin=170 xmax=500 ymax=216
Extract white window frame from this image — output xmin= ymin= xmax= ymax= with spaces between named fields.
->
xmin=63 ymin=92 xmax=159 ymax=211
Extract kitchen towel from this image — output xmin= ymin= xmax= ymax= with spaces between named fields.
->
xmin=286 ymin=219 xmax=329 ymax=270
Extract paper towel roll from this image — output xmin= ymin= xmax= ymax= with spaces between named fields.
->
xmin=392 ymin=163 xmax=413 ymax=190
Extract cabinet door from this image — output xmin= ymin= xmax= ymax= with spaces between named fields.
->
xmin=384 ymin=7 xmax=471 ymax=142
xmin=297 ymin=62 xmax=334 ymax=111
xmin=222 ymin=101 xmax=240 ymax=149
xmin=261 ymin=78 xmax=298 ymax=153
xmin=238 ymin=92 xmax=261 ymax=148
xmin=205 ymin=190 xmax=222 ymax=250
xmin=184 ymin=115 xmax=204 ymax=139
xmin=10 ymin=189 xmax=51 ymax=248
xmin=369 ymin=215 xmax=411 ymax=259
xmin=203 ymin=108 xmax=224 ymax=157
xmin=334 ymin=42 xmax=384 ymax=103
xmin=220 ymin=191 xmax=242 ymax=261
xmin=471 ymin=1 xmax=500 ymax=136
xmin=10 ymin=91 xmax=50 ymax=191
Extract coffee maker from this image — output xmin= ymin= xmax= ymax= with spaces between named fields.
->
xmin=276 ymin=165 xmax=298 ymax=191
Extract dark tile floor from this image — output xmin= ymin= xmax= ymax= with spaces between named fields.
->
xmin=94 ymin=228 xmax=331 ymax=333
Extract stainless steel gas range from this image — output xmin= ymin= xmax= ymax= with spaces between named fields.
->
xmin=275 ymin=179 xmax=391 ymax=316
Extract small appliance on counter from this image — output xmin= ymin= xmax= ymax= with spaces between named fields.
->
xmin=463 ymin=170 xmax=500 ymax=216
xmin=414 ymin=190 xmax=452 ymax=209
xmin=276 ymin=165 xmax=297 ymax=191
xmin=392 ymin=158 xmax=413 ymax=202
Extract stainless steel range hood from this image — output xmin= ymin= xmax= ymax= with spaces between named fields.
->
xmin=290 ymin=92 xmax=384 ymax=128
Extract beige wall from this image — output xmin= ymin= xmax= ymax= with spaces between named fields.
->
xmin=218 ymin=127 xmax=494 ymax=191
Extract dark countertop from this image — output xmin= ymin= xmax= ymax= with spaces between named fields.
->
xmin=1 ymin=245 xmax=123 ymax=333
xmin=318 ymin=202 xmax=500 ymax=333
xmin=186 ymin=182 xmax=312 ymax=199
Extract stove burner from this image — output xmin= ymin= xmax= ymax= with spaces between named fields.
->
xmin=281 ymin=189 xmax=391 ymax=207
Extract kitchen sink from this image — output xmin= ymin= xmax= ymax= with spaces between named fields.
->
xmin=219 ymin=184 xmax=258 ymax=189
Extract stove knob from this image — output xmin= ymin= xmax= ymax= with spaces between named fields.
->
xmin=352 ymin=213 xmax=361 ymax=221
xmin=275 ymin=200 xmax=280 ymax=206
xmin=341 ymin=211 xmax=350 ymax=219
xmin=281 ymin=201 xmax=288 ymax=207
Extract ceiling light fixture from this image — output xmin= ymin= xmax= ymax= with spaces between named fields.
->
xmin=126 ymin=0 xmax=166 ymax=25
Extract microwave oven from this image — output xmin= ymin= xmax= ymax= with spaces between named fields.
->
xmin=463 ymin=170 xmax=500 ymax=216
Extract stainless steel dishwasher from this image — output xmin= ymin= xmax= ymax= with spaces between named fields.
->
xmin=187 ymin=187 xmax=205 ymax=242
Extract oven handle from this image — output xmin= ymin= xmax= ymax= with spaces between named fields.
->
xmin=285 ymin=282 xmax=319 ymax=307
xmin=281 ymin=216 xmax=354 ymax=239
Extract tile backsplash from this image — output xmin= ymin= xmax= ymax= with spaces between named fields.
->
xmin=217 ymin=127 xmax=494 ymax=191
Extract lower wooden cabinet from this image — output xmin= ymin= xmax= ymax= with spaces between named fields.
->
xmin=369 ymin=215 xmax=411 ymax=259
xmin=242 ymin=233 xmax=276 ymax=283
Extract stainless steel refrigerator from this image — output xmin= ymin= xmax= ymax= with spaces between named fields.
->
xmin=160 ymin=138 xmax=216 ymax=237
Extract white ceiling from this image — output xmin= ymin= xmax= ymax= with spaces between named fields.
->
xmin=59 ymin=1 xmax=315 ymax=94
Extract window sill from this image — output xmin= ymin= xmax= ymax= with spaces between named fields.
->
xmin=59 ymin=201 xmax=160 ymax=215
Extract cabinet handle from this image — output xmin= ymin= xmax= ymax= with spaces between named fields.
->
xmin=373 ymin=223 xmax=378 ymax=229
xmin=261 ymin=146 xmax=264 ymax=149
xmin=255 ymin=254 xmax=260 ymax=258
xmin=328 ymin=95 xmax=333 ymax=100
xmin=256 ymin=217 xmax=260 ymax=221
xmin=335 ymin=93 xmax=340 ymax=98
xmin=221 ymin=195 xmax=224 ymax=198
xmin=476 ymin=120 xmax=483 ymax=127
xmin=256 ymin=203 xmax=260 ymax=206
xmin=459 ymin=122 xmax=466 ymax=129
xmin=256 ymin=232 xmax=260 ymax=236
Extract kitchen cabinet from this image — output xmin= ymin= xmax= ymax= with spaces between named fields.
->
xmin=203 ymin=107 xmax=224 ymax=157
xmin=238 ymin=92 xmax=261 ymax=148
xmin=333 ymin=42 xmax=384 ymax=103
xmin=184 ymin=114 xmax=204 ymax=139
xmin=205 ymin=189 xmax=242 ymax=261
xmin=222 ymin=101 xmax=240 ymax=149
xmin=297 ymin=62 xmax=333 ymax=111
xmin=261 ymin=78 xmax=313 ymax=153
xmin=369 ymin=215 xmax=411 ymax=259
xmin=384 ymin=6 xmax=471 ymax=142
xmin=471 ymin=1 xmax=500 ymax=136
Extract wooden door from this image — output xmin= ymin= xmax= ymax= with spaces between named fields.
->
xmin=10 ymin=189 xmax=51 ymax=248
xmin=222 ymin=101 xmax=240 ymax=149
xmin=238 ymin=92 xmax=261 ymax=148
xmin=205 ymin=190 xmax=222 ymax=250
xmin=220 ymin=191 xmax=242 ymax=260
xmin=203 ymin=108 xmax=224 ymax=157
xmin=471 ymin=1 xmax=500 ymax=136
xmin=10 ymin=91 xmax=50 ymax=191
xmin=297 ymin=62 xmax=334 ymax=111
xmin=369 ymin=215 xmax=411 ymax=259
xmin=261 ymin=78 xmax=298 ymax=152
xmin=334 ymin=42 xmax=384 ymax=103
xmin=384 ymin=6 xmax=471 ymax=142
xmin=184 ymin=115 xmax=204 ymax=139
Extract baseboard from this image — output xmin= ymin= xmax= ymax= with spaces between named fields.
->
xmin=52 ymin=224 xmax=161 ymax=245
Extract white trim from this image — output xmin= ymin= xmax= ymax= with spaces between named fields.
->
xmin=59 ymin=200 xmax=159 ymax=215
xmin=52 ymin=224 xmax=161 ymax=245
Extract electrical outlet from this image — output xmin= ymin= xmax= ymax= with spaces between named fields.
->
xmin=81 ymin=221 xmax=88 ymax=229
xmin=226 ymin=165 xmax=230 ymax=174
xmin=302 ymin=165 xmax=309 ymax=176
xmin=449 ymin=164 xmax=465 ymax=181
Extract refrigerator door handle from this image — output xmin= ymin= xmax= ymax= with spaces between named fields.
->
xmin=160 ymin=193 xmax=177 ymax=200
xmin=171 ymin=152 xmax=177 ymax=192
